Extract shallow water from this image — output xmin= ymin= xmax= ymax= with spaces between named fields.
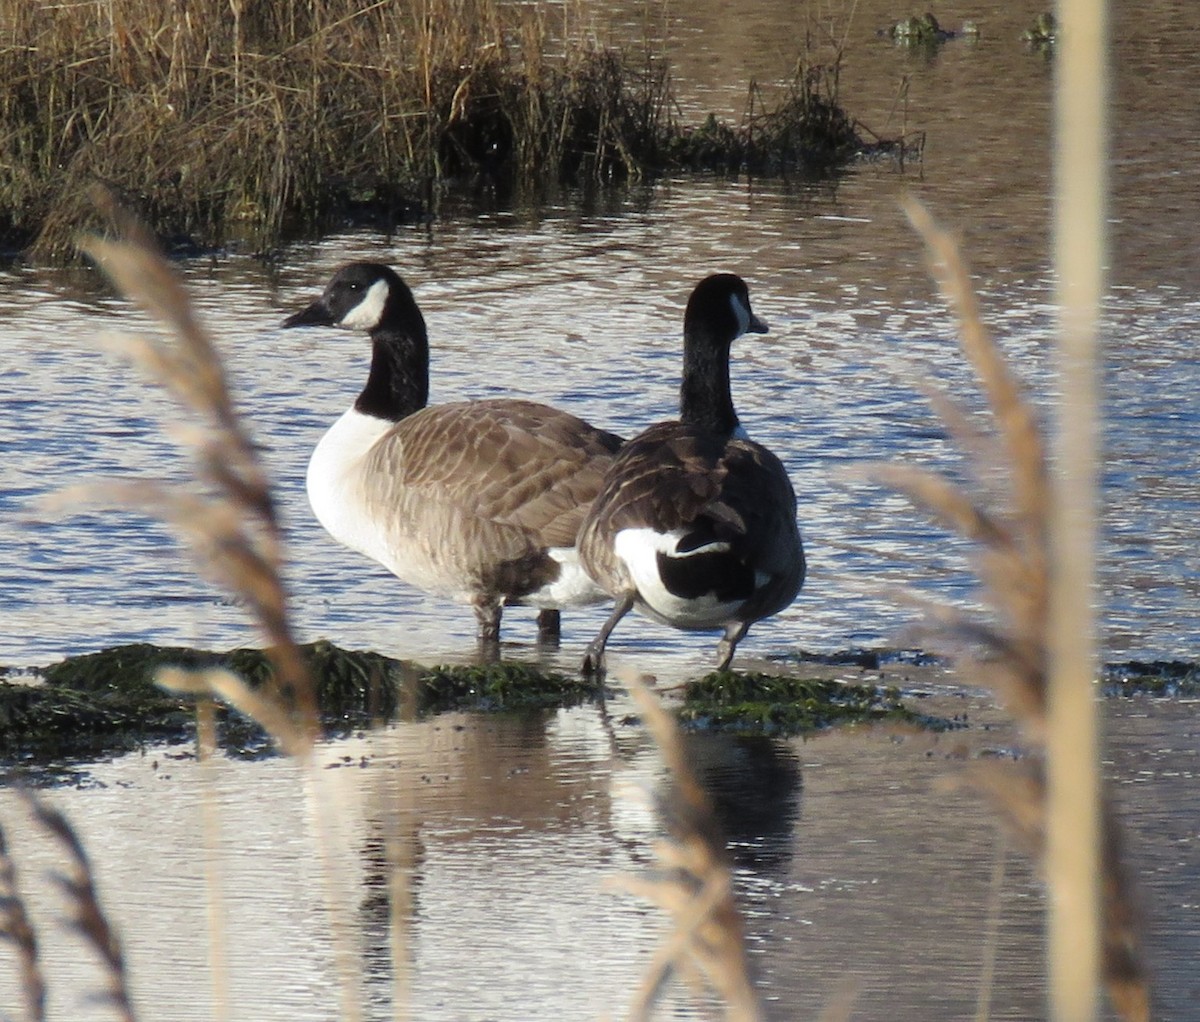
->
xmin=1 ymin=0 xmax=1198 ymax=1017
xmin=2 ymin=3 xmax=1198 ymax=669
xmin=1 ymin=684 xmax=1198 ymax=1020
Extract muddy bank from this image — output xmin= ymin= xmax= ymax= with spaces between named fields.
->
xmin=0 ymin=641 xmax=928 ymax=766
xmin=2 ymin=642 xmax=1193 ymax=769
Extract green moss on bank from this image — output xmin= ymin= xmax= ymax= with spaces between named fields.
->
xmin=1 ymin=641 xmax=928 ymax=764
xmin=1103 ymin=660 xmax=1200 ymax=697
xmin=679 ymin=670 xmax=930 ymax=734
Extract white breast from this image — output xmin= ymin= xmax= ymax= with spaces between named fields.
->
xmin=306 ymin=408 xmax=394 ymax=565
xmin=527 ymin=547 xmax=609 ymax=609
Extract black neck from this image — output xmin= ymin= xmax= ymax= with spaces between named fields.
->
xmin=355 ymin=324 xmax=429 ymax=422
xmin=679 ymin=332 xmax=739 ymax=436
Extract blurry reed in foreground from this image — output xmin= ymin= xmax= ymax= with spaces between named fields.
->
xmin=0 ymin=817 xmax=47 ymax=1022
xmin=39 ymin=194 xmax=369 ymax=1020
xmin=615 ymin=676 xmax=767 ymax=1022
xmin=23 ymin=196 xmax=769 ymax=1021
xmin=873 ymin=198 xmax=1148 ymax=1021
xmin=21 ymin=795 xmax=139 ymax=1022
xmin=55 ymin=187 xmax=318 ymax=753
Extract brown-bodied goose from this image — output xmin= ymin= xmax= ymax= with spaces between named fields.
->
xmin=578 ymin=273 xmax=804 ymax=672
xmin=284 ymin=262 xmax=623 ymax=647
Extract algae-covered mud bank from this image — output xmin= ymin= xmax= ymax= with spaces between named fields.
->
xmin=3 ymin=641 xmax=1195 ymax=769
xmin=0 ymin=641 xmax=937 ymax=766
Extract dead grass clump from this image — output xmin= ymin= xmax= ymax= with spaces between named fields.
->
xmin=0 ymin=0 xmax=877 ymax=261
xmin=873 ymin=198 xmax=1149 ymax=1020
xmin=665 ymin=62 xmax=862 ymax=176
xmin=0 ymin=0 xmax=676 ymax=259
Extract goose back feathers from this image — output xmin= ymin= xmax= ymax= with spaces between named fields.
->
xmin=287 ymin=262 xmax=623 ymax=645
xmin=579 ymin=273 xmax=805 ymax=671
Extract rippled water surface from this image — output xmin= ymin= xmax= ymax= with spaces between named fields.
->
xmin=1 ymin=688 xmax=1198 ymax=1020
xmin=3 ymin=3 xmax=1198 ymax=668
xmin=1 ymin=0 xmax=1198 ymax=1017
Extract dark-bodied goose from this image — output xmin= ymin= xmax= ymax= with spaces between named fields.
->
xmin=284 ymin=262 xmax=623 ymax=647
xmin=578 ymin=273 xmax=804 ymax=672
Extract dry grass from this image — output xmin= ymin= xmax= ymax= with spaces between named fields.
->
xmin=874 ymin=197 xmax=1148 ymax=1022
xmin=0 ymin=0 xmax=675 ymax=259
xmin=22 ymin=793 xmax=138 ymax=1022
xmin=40 ymin=195 xmax=368 ymax=1018
xmin=0 ymin=0 xmax=876 ymax=261
xmin=52 ymin=186 xmax=319 ymax=748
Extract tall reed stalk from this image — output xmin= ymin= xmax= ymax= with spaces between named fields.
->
xmin=48 ymin=192 xmax=371 ymax=1019
xmin=1048 ymin=0 xmax=1109 ymax=1017
xmin=617 ymin=676 xmax=766 ymax=1022
xmin=882 ymin=197 xmax=1148 ymax=1021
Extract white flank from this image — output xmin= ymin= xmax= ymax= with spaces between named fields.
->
xmin=340 ymin=278 xmax=390 ymax=330
xmin=614 ymin=526 xmax=744 ymax=629
xmin=526 ymin=547 xmax=609 ymax=609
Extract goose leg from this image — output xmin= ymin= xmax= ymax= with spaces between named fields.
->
xmin=582 ymin=592 xmax=635 ymax=676
xmin=473 ymin=599 xmax=503 ymax=660
xmin=715 ymin=621 xmax=750 ymax=671
xmin=536 ymin=609 xmax=562 ymax=646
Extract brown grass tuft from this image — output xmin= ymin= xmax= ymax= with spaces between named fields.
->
xmin=0 ymin=0 xmax=881 ymax=261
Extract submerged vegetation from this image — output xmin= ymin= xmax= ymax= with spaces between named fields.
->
xmin=0 ymin=641 xmax=593 ymax=763
xmin=0 ymin=0 xmax=875 ymax=261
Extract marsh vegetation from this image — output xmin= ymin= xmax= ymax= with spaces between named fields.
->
xmin=1 ymin=0 xmax=870 ymax=261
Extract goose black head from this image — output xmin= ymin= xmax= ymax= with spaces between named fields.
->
xmin=283 ymin=262 xmax=421 ymax=335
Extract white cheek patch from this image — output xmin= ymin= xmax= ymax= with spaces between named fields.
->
xmin=340 ymin=278 xmax=390 ymax=330
xmin=614 ymin=527 xmax=743 ymax=628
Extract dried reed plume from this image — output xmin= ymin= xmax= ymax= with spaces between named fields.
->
xmin=22 ymin=792 xmax=138 ymax=1022
xmin=616 ymin=676 xmax=765 ymax=1022
xmin=874 ymin=197 xmax=1148 ymax=1021
xmin=55 ymin=186 xmax=318 ymax=752
xmin=0 ymin=819 xmax=47 ymax=1022
xmin=55 ymin=192 xmax=369 ymax=1019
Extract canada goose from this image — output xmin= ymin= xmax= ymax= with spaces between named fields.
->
xmin=284 ymin=262 xmax=623 ymax=647
xmin=578 ymin=273 xmax=805 ymax=672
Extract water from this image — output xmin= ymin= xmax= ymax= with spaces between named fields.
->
xmin=1 ymin=0 xmax=1198 ymax=1018
xmin=4 ymin=4 xmax=1199 ymax=667
xmin=2 ymin=689 xmax=1198 ymax=1020
xmin=3 ymin=179 xmax=1197 ymax=668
